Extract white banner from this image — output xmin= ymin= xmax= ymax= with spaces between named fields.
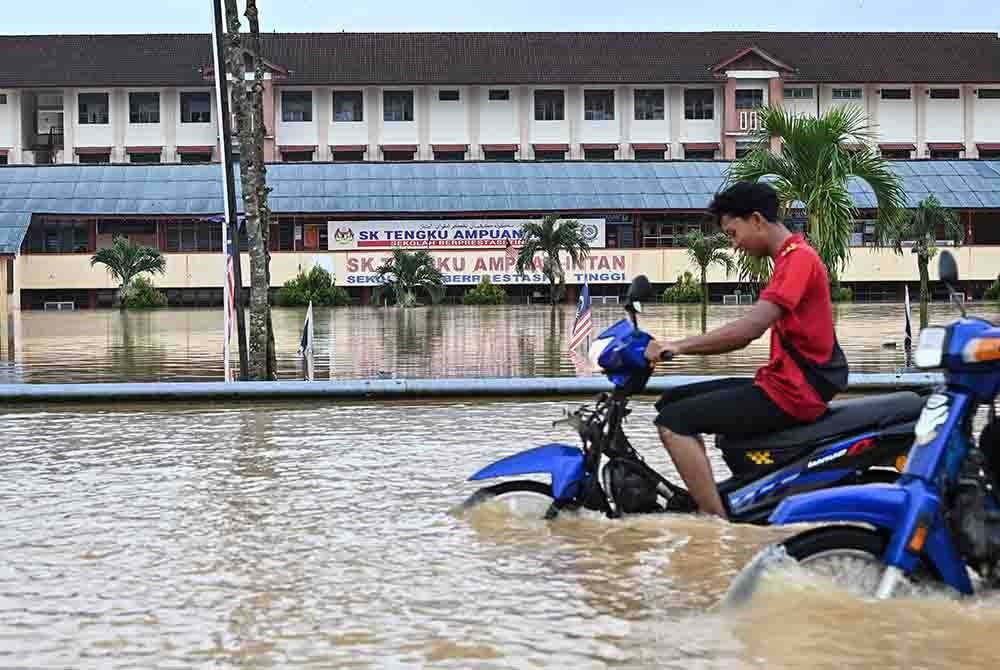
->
xmin=327 ymin=218 xmax=606 ymax=251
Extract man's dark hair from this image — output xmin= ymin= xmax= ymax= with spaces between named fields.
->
xmin=708 ymin=181 xmax=779 ymax=224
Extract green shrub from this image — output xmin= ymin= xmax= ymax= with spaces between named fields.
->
xmin=274 ymin=266 xmax=350 ymax=307
xmin=122 ymin=276 xmax=167 ymax=309
xmin=662 ymin=272 xmax=702 ymax=304
xmin=831 ymin=286 xmax=853 ymax=303
xmin=463 ymin=277 xmax=507 ymax=305
xmin=985 ymin=274 xmax=1000 ymax=302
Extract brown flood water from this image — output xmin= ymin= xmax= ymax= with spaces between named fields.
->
xmin=2 ymin=399 xmax=998 ymax=668
xmin=0 ymin=302 xmax=968 ymax=384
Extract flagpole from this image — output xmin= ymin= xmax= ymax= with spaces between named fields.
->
xmin=210 ymin=0 xmax=248 ymax=381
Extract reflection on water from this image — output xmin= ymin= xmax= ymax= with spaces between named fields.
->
xmin=1 ymin=399 xmax=996 ymax=668
xmin=0 ymin=302 xmax=965 ymax=384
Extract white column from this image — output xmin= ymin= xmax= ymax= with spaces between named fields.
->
xmin=618 ymin=85 xmax=630 ymax=159
xmin=466 ymin=86 xmax=480 ymax=160
xmin=915 ymin=83 xmax=927 ymax=157
xmin=568 ymin=85 xmax=582 ymax=159
xmin=518 ymin=86 xmax=531 ymax=159
xmin=964 ymin=84 xmax=976 ymax=158
xmin=62 ymin=88 xmax=76 ymax=163
xmin=162 ymin=88 xmax=178 ymax=162
xmin=417 ymin=86 xmax=431 ymax=160
xmin=670 ymin=85 xmax=683 ymax=158
xmin=316 ymin=87 xmax=331 ymax=161
xmin=113 ymin=89 xmax=127 ymax=162
xmin=367 ymin=86 xmax=380 ymax=160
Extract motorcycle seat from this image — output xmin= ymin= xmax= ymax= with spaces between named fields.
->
xmin=717 ymin=391 xmax=925 ymax=452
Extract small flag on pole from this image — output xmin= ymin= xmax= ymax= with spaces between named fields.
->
xmin=299 ymin=301 xmax=315 ymax=381
xmin=505 ymin=240 xmax=518 ymax=265
xmin=904 ymin=285 xmax=913 ymax=366
xmin=223 ymin=233 xmax=236 ymax=383
xmin=568 ymin=283 xmax=593 ymax=352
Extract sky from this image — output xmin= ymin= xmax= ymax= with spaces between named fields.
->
xmin=3 ymin=0 xmax=999 ymax=34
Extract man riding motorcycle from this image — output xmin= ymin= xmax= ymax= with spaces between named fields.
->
xmin=644 ymin=181 xmax=849 ymax=518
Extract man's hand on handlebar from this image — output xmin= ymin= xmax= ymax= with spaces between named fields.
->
xmin=644 ymin=339 xmax=678 ymax=364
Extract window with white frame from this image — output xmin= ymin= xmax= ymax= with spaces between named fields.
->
xmin=180 ymin=92 xmax=211 ymax=123
xmin=383 ymin=91 xmax=414 ymax=122
xmin=333 ymin=91 xmax=363 ymax=122
xmin=584 ymin=90 xmax=614 ymax=120
xmin=832 ymin=88 xmax=863 ymax=101
xmin=281 ymin=91 xmax=313 ymax=122
xmin=978 ymin=89 xmax=1000 ymax=100
xmin=930 ymin=88 xmax=960 ymax=100
xmin=534 ymin=90 xmax=564 ymax=121
xmin=0 ymin=94 xmax=7 ymax=105
xmin=784 ymin=87 xmax=814 ymax=99
xmin=129 ymin=92 xmax=160 ymax=124
xmin=634 ymin=89 xmax=664 ymax=120
xmin=735 ymin=89 xmax=763 ymax=110
xmin=881 ymin=88 xmax=911 ymax=100
xmin=684 ymin=89 xmax=714 ymax=120
xmin=438 ymin=90 xmax=460 ymax=102
xmin=488 ymin=89 xmax=510 ymax=101
xmin=78 ymin=93 xmax=109 ymax=124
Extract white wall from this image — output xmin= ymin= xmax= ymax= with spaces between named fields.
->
xmin=925 ymin=86 xmax=964 ymax=143
xmin=381 ymin=87 xmax=419 ymax=146
xmin=0 ymin=89 xmax=15 ymax=149
xmin=175 ymin=88 xmax=218 ymax=148
xmin=478 ymin=86 xmax=519 ymax=145
xmin=329 ymin=87 xmax=369 ymax=147
xmin=783 ymin=85 xmax=817 ymax=118
xmin=629 ymin=86 xmax=670 ymax=144
xmin=124 ymin=88 xmax=166 ymax=149
xmin=429 ymin=86 xmax=468 ymax=145
xmin=679 ymin=86 xmax=721 ymax=143
xmin=276 ymin=88 xmax=320 ymax=147
xmin=974 ymin=87 xmax=1000 ymax=143
xmin=529 ymin=86 xmax=570 ymax=146
xmin=75 ymin=89 xmax=115 ymax=148
xmin=876 ymin=86 xmax=916 ymax=143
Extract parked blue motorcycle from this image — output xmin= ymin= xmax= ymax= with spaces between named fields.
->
xmin=461 ymin=275 xmax=923 ymax=523
xmin=733 ymin=251 xmax=1000 ymax=598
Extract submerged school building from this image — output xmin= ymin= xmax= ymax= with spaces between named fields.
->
xmin=0 ymin=158 xmax=998 ymax=312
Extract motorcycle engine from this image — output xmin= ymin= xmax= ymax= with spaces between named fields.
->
xmin=951 ymin=440 xmax=1000 ymax=585
xmin=607 ymin=459 xmax=661 ymax=515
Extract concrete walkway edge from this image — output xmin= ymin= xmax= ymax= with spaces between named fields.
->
xmin=0 ymin=373 xmax=943 ymax=404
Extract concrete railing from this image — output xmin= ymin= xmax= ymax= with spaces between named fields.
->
xmin=0 ymin=372 xmax=942 ymax=404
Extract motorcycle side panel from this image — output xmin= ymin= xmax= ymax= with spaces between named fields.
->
xmin=468 ymin=443 xmax=585 ymax=500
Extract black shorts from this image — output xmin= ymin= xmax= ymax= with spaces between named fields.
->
xmin=653 ymin=378 xmax=802 ymax=438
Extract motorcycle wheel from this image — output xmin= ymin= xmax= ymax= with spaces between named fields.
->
xmin=460 ymin=480 xmax=556 ymax=518
xmin=782 ymin=525 xmax=926 ymax=598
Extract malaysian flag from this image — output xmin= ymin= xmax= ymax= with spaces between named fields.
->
xmin=904 ymin=284 xmax=913 ymax=367
xmin=568 ymin=283 xmax=593 ymax=351
xmin=223 ymin=234 xmax=237 ymax=382
xmin=505 ymin=240 xmax=518 ymax=265
xmin=299 ymin=300 xmax=315 ymax=381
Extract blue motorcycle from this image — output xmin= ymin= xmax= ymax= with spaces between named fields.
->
xmin=734 ymin=250 xmax=1000 ymax=598
xmin=462 ymin=276 xmax=923 ymax=523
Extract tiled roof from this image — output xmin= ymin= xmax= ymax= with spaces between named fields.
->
xmin=0 ymin=159 xmax=998 ymax=254
xmin=1 ymin=32 xmax=998 ymax=88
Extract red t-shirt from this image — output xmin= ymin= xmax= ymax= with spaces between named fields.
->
xmin=754 ymin=234 xmax=835 ymax=422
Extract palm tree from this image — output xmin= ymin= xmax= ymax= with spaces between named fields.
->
xmin=374 ymin=249 xmax=446 ymax=307
xmin=878 ymin=195 xmax=963 ymax=329
xmin=683 ymin=231 xmax=735 ymax=333
xmin=728 ymin=105 xmax=906 ymax=288
xmin=90 ymin=237 xmax=167 ymax=308
xmin=515 ymin=215 xmax=591 ymax=305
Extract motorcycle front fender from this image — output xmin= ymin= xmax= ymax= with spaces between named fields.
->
xmin=770 ymin=481 xmax=973 ymax=595
xmin=469 ymin=443 xmax=585 ymax=500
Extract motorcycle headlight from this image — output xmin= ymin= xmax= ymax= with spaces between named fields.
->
xmin=914 ymin=327 xmax=947 ymax=369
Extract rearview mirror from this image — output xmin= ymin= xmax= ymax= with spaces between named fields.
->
xmin=938 ymin=251 xmax=959 ymax=285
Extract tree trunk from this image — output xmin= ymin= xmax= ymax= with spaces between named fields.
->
xmin=224 ymin=0 xmax=275 ymax=380
xmin=700 ymin=266 xmax=708 ymax=334
xmin=918 ymin=253 xmax=930 ymax=330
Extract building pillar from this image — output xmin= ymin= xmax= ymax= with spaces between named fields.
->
xmin=518 ymin=86 xmax=532 ymax=159
xmin=915 ymin=83 xmax=927 ymax=158
xmin=722 ymin=78 xmax=737 ymax=160
xmin=0 ymin=257 xmax=8 ymax=351
xmin=262 ymin=79 xmax=276 ymax=162
xmin=417 ymin=86 xmax=431 ymax=160
xmin=567 ymin=85 xmax=582 ymax=159
xmin=367 ymin=86 xmax=381 ymax=160
xmin=62 ymin=88 xmax=76 ymax=164
xmin=163 ymin=88 xmax=178 ymax=163
xmin=964 ymin=84 xmax=976 ymax=157
xmin=669 ymin=85 xmax=683 ymax=158
xmin=768 ymin=79 xmax=784 ymax=154
xmin=618 ymin=85 xmax=630 ymax=159
xmin=316 ymin=86 xmax=331 ymax=161
xmin=467 ymin=86 xmax=481 ymax=160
